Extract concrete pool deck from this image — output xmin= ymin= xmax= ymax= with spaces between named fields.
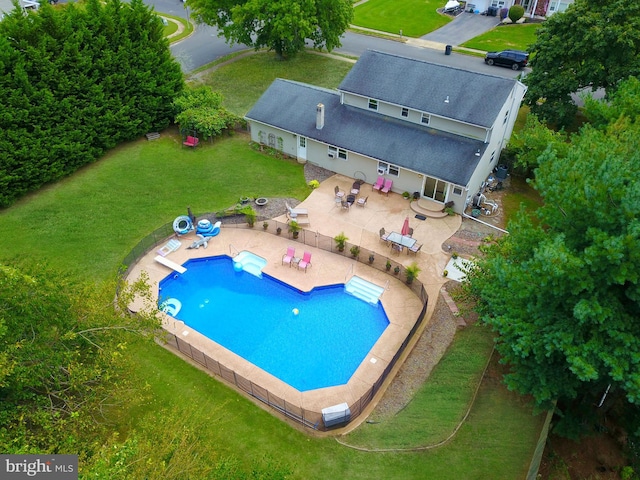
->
xmin=126 ymin=175 xmax=462 ymax=428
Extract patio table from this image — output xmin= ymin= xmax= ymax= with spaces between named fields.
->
xmin=386 ymin=232 xmax=416 ymax=249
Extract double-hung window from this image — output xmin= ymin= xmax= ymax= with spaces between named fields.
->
xmin=421 ymin=113 xmax=430 ymax=125
xmin=368 ymin=99 xmax=378 ymax=111
xmin=328 ymin=146 xmax=347 ymax=160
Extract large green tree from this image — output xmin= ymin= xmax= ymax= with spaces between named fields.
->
xmin=468 ymin=78 xmax=640 ymax=433
xmin=0 ymin=0 xmax=184 ymax=207
xmin=188 ymin=0 xmax=353 ymax=58
xmin=524 ymin=0 xmax=640 ymax=127
xmin=0 ymin=263 xmax=160 ymax=453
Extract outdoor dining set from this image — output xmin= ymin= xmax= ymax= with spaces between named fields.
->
xmin=335 ymin=181 xmax=369 ymax=210
xmin=379 ymin=218 xmax=422 ymax=255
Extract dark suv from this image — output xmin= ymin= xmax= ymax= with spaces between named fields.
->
xmin=484 ymin=50 xmax=529 ymax=70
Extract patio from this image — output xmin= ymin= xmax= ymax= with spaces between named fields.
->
xmin=273 ymin=173 xmax=462 ymax=309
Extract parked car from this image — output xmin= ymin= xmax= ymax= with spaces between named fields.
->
xmin=484 ymin=50 xmax=529 ymax=70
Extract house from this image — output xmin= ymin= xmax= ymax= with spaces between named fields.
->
xmin=0 ymin=0 xmax=39 ymax=20
xmin=466 ymin=0 xmax=574 ymax=17
xmin=245 ymin=50 xmax=526 ymax=214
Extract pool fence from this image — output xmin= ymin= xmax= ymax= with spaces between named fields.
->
xmin=121 ymin=218 xmax=429 ymax=431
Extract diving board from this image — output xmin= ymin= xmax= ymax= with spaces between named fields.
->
xmin=154 ymin=255 xmax=186 ymax=274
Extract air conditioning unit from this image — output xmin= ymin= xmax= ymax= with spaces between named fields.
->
xmin=328 ymin=153 xmax=335 ymax=158
xmin=377 ymin=168 xmax=385 ymax=175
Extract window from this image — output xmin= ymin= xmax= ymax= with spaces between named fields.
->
xmin=368 ymin=99 xmax=378 ymax=111
xmin=453 ymin=187 xmax=463 ymax=196
xmin=299 ymin=137 xmax=306 ymax=148
xmin=401 ymin=107 xmax=409 ymax=118
xmin=328 ymin=146 xmax=347 ymax=160
xmin=377 ymin=162 xmax=400 ymax=177
xmin=503 ymin=110 xmax=509 ymax=124
xmin=421 ymin=113 xmax=430 ymax=125
xmin=268 ymin=133 xmax=275 ymax=147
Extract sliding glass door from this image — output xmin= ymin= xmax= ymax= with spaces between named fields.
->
xmin=423 ymin=176 xmax=447 ymax=202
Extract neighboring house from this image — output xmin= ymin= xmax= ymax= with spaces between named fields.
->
xmin=466 ymin=0 xmax=573 ymax=17
xmin=0 ymin=0 xmax=39 ymax=20
xmin=245 ymin=50 xmax=526 ymax=214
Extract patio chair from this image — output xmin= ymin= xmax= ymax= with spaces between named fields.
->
xmin=408 ymin=243 xmax=422 ymax=255
xmin=356 ymin=195 xmax=368 ymax=208
xmin=407 ymin=227 xmax=414 ymax=237
xmin=372 ymin=176 xmax=384 ymax=192
xmin=297 ymin=251 xmax=312 ymax=272
xmin=351 ymin=181 xmax=360 ymax=195
xmin=282 ymin=246 xmax=296 ymax=266
xmin=381 ymin=179 xmax=393 ymax=196
xmin=335 ymin=185 xmax=345 ymax=200
xmin=346 ymin=194 xmax=356 ymax=206
xmin=379 ymin=227 xmax=389 ymax=243
xmin=156 ymin=238 xmax=181 ymax=257
xmin=391 ymin=243 xmax=403 ymax=254
xmin=285 ymin=202 xmax=308 ymax=216
xmin=183 ymin=135 xmax=199 ymax=148
xmin=341 ymin=200 xmax=350 ymax=211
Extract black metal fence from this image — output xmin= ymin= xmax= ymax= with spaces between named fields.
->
xmin=122 ymin=219 xmax=429 ymax=431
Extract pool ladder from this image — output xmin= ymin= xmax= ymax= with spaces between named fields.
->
xmin=228 ymin=244 xmax=240 ymax=258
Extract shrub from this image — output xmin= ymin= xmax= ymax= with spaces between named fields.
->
xmin=508 ymin=5 xmax=524 ymax=22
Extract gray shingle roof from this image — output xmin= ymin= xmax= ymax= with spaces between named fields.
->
xmin=338 ymin=50 xmax=517 ymax=128
xmin=246 ymin=79 xmax=485 ymax=186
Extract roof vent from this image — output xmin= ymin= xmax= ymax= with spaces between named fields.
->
xmin=316 ymin=103 xmax=324 ymax=130
xmin=445 ymin=95 xmax=450 ymax=103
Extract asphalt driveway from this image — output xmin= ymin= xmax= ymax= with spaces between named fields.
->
xmin=422 ymin=12 xmax=501 ymax=46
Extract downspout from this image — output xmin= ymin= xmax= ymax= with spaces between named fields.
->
xmin=462 ymin=212 xmax=509 ymax=235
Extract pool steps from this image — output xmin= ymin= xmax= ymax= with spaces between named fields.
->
xmin=233 ymin=251 xmax=267 ymax=278
xmin=345 ymin=276 xmax=384 ymax=305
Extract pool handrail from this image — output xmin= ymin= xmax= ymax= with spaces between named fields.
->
xmin=228 ymin=243 xmax=240 ymax=257
xmin=344 ymin=264 xmax=353 ymax=283
xmin=380 ymin=279 xmax=390 ymax=298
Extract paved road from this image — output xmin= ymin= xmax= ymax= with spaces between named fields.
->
xmin=145 ymin=0 xmax=521 ymax=79
xmin=336 ymin=31 xmax=523 ymax=79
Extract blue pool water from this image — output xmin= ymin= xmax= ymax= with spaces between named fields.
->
xmin=158 ymin=256 xmax=389 ymax=392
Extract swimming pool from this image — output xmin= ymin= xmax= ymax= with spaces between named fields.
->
xmin=158 ymin=255 xmax=389 ymax=392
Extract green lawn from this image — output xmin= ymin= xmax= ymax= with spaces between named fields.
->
xmin=0 ymin=52 xmax=544 ymax=478
xmin=461 ymin=23 xmax=541 ymax=52
xmin=200 ymin=51 xmax=355 ymax=116
xmin=128 ymin=327 xmax=544 ymax=479
xmin=353 ymin=0 xmax=451 ymax=37
xmin=344 ymin=325 xmax=497 ymax=449
xmin=0 ymin=134 xmax=309 ymax=280
xmin=162 ymin=19 xmax=178 ymax=37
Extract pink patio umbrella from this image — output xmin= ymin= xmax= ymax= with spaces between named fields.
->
xmin=401 ymin=216 xmax=410 ymax=236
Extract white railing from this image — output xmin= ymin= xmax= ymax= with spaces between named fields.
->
xmin=344 ymin=264 xmax=353 ymax=283
xmin=228 ymin=244 xmax=239 ymax=257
